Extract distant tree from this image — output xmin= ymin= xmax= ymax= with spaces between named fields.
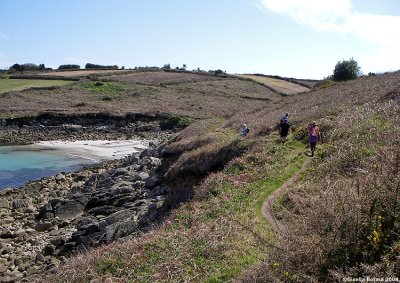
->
xmin=38 ymin=64 xmax=45 ymax=70
xmin=85 ymin=63 xmax=118 ymax=69
xmin=214 ymin=69 xmax=225 ymax=75
xmin=58 ymin=64 xmax=80 ymax=70
xmin=163 ymin=64 xmax=171 ymax=70
xmin=333 ymin=58 xmax=362 ymax=81
xmin=10 ymin=63 xmax=22 ymax=72
xmin=182 ymin=64 xmax=186 ymax=70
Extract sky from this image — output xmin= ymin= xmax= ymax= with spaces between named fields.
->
xmin=0 ymin=0 xmax=399 ymax=79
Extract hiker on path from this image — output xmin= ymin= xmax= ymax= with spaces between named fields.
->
xmin=281 ymin=112 xmax=289 ymax=123
xmin=240 ymin=123 xmax=249 ymax=137
xmin=308 ymin=121 xmax=321 ymax=157
xmin=279 ymin=119 xmax=291 ymax=144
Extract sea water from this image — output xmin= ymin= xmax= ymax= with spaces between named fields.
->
xmin=0 ymin=146 xmax=95 ymax=190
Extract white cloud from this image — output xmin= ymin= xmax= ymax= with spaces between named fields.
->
xmin=259 ymin=0 xmax=352 ymax=31
xmin=258 ymin=0 xmax=400 ymax=43
xmin=258 ymin=0 xmax=400 ymax=71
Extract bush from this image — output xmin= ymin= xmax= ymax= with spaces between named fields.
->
xmin=333 ymin=58 xmax=362 ymax=81
xmin=85 ymin=63 xmax=118 ymax=69
xmin=58 ymin=64 xmax=80 ymax=70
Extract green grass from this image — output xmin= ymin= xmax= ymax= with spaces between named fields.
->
xmin=0 ymin=78 xmax=72 ymax=94
xmin=81 ymin=81 xmax=122 ymax=94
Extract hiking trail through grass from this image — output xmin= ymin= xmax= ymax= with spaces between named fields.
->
xmin=262 ymin=154 xmax=312 ymax=237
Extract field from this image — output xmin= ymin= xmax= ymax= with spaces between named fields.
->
xmin=100 ymin=71 xmax=217 ymax=84
xmin=0 ymin=72 xmax=282 ymax=118
xmin=240 ymin=74 xmax=311 ymax=94
xmin=0 ymin=79 xmax=72 ymax=94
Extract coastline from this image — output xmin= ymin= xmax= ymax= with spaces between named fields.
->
xmin=30 ymin=139 xmax=150 ymax=162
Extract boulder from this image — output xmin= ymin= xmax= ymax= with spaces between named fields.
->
xmin=53 ymin=199 xmax=85 ymax=220
xmin=34 ymin=222 xmax=53 ymax=232
xmin=12 ymin=199 xmax=31 ymax=210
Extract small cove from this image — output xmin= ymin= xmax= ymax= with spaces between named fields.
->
xmin=0 ymin=140 xmax=149 ymax=190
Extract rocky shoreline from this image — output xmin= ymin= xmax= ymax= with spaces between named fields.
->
xmin=0 ymin=113 xmax=181 ymax=282
xmin=0 ymin=141 xmax=170 ymax=283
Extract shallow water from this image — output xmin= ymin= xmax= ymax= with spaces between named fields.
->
xmin=0 ymin=146 xmax=94 ymax=189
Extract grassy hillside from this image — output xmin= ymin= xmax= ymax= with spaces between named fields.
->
xmin=35 ymin=71 xmax=400 ymax=282
xmin=0 ymin=72 xmax=281 ymax=118
xmin=0 ymin=78 xmax=72 ymax=94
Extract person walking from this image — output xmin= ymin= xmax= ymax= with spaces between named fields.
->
xmin=240 ymin=123 xmax=249 ymax=137
xmin=279 ymin=119 xmax=290 ymax=144
xmin=308 ymin=121 xmax=321 ymax=157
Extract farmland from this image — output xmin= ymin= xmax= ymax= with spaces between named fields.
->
xmin=0 ymin=79 xmax=72 ymax=94
xmin=240 ymin=74 xmax=311 ymax=94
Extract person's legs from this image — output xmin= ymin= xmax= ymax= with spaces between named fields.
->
xmin=280 ymin=136 xmax=287 ymax=143
xmin=310 ymin=142 xmax=316 ymax=156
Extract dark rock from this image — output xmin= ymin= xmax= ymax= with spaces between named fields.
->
xmin=103 ymin=218 xmax=139 ymax=243
xmin=112 ymin=195 xmax=138 ymax=207
xmin=53 ymin=199 xmax=85 ymax=220
xmin=145 ymin=175 xmax=159 ymax=188
xmin=35 ymin=253 xmax=45 ymax=262
xmin=34 ymin=222 xmax=53 ymax=232
xmin=35 ymin=202 xmax=54 ymax=220
xmin=0 ymin=229 xmax=15 ymax=239
xmin=112 ymin=168 xmax=129 ymax=177
xmin=87 ymin=205 xmax=120 ymax=216
xmin=42 ymin=244 xmax=56 ymax=256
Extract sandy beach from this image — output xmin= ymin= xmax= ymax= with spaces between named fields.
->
xmin=29 ymin=139 xmax=149 ymax=162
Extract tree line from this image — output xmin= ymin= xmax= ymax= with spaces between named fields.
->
xmin=4 ymin=59 xmax=364 ymax=81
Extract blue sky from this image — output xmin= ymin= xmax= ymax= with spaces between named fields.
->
xmin=0 ymin=0 xmax=399 ymax=79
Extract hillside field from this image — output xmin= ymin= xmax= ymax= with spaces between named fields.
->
xmin=0 ymin=78 xmax=72 ymax=94
xmin=239 ymin=74 xmax=311 ymax=94
xmin=0 ymin=71 xmax=281 ymax=118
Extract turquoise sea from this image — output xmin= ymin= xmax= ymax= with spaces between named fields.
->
xmin=0 ymin=146 xmax=95 ymax=189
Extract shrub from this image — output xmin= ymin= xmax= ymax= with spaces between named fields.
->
xmin=58 ymin=64 xmax=80 ymax=70
xmin=85 ymin=63 xmax=118 ymax=69
xmin=333 ymin=58 xmax=362 ymax=81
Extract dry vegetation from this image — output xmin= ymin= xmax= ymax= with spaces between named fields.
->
xmin=100 ymin=71 xmax=217 ymax=84
xmin=239 ymin=74 xmax=311 ymax=94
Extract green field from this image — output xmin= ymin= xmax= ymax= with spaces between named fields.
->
xmin=0 ymin=79 xmax=72 ymax=94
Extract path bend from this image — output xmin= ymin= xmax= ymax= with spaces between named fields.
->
xmin=262 ymin=158 xmax=312 ymax=237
